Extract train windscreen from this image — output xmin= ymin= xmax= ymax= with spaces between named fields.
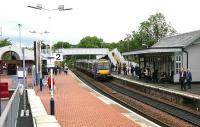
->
xmin=97 ymin=63 xmax=109 ymax=70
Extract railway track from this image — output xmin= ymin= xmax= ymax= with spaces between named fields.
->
xmin=104 ymin=81 xmax=200 ymax=126
xmin=73 ymin=70 xmax=200 ymax=126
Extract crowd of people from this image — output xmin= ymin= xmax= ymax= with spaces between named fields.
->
xmin=113 ymin=63 xmax=192 ymax=91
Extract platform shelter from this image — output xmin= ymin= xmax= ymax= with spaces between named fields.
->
xmin=123 ymin=30 xmax=200 ymax=83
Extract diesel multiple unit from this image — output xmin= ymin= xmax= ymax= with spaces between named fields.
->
xmin=75 ymin=59 xmax=112 ymax=79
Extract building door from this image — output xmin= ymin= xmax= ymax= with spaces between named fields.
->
xmin=7 ymin=64 xmax=16 ymax=75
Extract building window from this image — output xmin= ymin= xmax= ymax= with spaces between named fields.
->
xmin=175 ymin=55 xmax=181 ymax=74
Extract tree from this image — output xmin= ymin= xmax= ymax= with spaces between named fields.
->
xmin=41 ymin=42 xmax=47 ymax=49
xmin=138 ymin=13 xmax=176 ymax=47
xmin=118 ymin=13 xmax=177 ymax=52
xmin=53 ymin=41 xmax=71 ymax=49
xmin=77 ymin=36 xmax=103 ymax=48
xmin=0 ymin=38 xmax=12 ymax=47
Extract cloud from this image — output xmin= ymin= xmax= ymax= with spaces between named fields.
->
xmin=1 ymin=0 xmax=200 ymax=45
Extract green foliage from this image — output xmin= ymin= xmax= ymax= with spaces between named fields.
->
xmin=77 ymin=36 xmax=103 ymax=48
xmin=0 ymin=38 xmax=12 ymax=47
xmin=106 ymin=42 xmax=118 ymax=51
xmin=1 ymin=52 xmax=12 ymax=60
xmin=138 ymin=13 xmax=177 ymax=47
xmin=41 ymin=42 xmax=47 ymax=49
xmin=53 ymin=41 xmax=71 ymax=49
xmin=117 ymin=12 xmax=177 ymax=52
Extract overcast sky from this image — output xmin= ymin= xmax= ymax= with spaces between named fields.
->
xmin=0 ymin=0 xmax=200 ymax=47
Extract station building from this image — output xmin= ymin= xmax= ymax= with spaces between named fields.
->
xmin=0 ymin=45 xmax=34 ymax=75
xmin=123 ymin=30 xmax=200 ymax=83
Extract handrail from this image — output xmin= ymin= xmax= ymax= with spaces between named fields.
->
xmin=0 ymin=85 xmax=20 ymax=127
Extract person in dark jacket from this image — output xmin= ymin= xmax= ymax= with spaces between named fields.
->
xmin=179 ymin=68 xmax=187 ymax=91
xmin=186 ymin=69 xmax=192 ymax=89
xmin=152 ymin=69 xmax=158 ymax=83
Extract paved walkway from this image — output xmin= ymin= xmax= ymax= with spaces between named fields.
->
xmin=34 ymin=72 xmax=139 ymax=127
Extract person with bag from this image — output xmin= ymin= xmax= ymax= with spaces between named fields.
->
xmin=47 ymin=74 xmax=55 ymax=91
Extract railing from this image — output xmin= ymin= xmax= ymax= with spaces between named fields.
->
xmin=0 ymin=85 xmax=20 ymax=127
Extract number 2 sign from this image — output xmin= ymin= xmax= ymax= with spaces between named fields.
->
xmin=53 ymin=53 xmax=63 ymax=61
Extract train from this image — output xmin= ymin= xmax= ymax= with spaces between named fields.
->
xmin=75 ymin=59 xmax=112 ymax=79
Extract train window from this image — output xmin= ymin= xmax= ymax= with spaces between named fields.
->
xmin=98 ymin=63 xmax=109 ymax=70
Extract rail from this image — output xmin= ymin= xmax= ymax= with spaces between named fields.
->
xmin=73 ymin=70 xmax=200 ymax=126
xmin=0 ymin=85 xmax=20 ymax=127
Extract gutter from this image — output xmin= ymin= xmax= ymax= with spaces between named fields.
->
xmin=182 ymin=48 xmax=188 ymax=69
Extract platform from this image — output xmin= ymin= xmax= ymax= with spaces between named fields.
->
xmin=33 ymin=71 xmax=159 ymax=127
xmin=112 ymin=72 xmax=200 ymax=96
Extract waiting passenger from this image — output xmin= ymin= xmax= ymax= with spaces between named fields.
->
xmin=64 ymin=66 xmax=68 ymax=75
xmin=111 ymin=63 xmax=115 ymax=72
xmin=115 ymin=64 xmax=118 ymax=71
xmin=130 ymin=65 xmax=135 ymax=77
xmin=123 ymin=63 xmax=127 ymax=75
xmin=152 ymin=70 xmax=158 ymax=83
xmin=170 ymin=71 xmax=174 ymax=83
xmin=47 ymin=74 xmax=55 ymax=91
xmin=179 ymin=68 xmax=186 ymax=91
xmin=144 ymin=68 xmax=151 ymax=82
xmin=186 ymin=69 xmax=192 ymax=89
xmin=118 ymin=63 xmax=121 ymax=74
xmin=160 ymin=72 xmax=167 ymax=83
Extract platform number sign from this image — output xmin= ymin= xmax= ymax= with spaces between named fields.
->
xmin=54 ymin=53 xmax=63 ymax=61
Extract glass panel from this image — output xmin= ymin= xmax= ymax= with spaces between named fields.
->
xmin=176 ymin=56 xmax=178 ymax=61
xmin=176 ymin=69 xmax=179 ymax=74
xmin=176 ymin=63 xmax=178 ymax=68
xmin=98 ymin=63 xmax=110 ymax=70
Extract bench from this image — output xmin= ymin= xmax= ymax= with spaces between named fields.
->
xmin=0 ymin=82 xmax=10 ymax=98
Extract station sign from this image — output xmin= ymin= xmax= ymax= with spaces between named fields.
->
xmin=47 ymin=59 xmax=55 ymax=68
xmin=53 ymin=53 xmax=63 ymax=61
xmin=17 ymin=70 xmax=27 ymax=79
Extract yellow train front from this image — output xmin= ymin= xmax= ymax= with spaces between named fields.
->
xmin=93 ymin=59 xmax=112 ymax=79
xmin=75 ymin=59 xmax=112 ymax=79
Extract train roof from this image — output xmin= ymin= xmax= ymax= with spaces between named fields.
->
xmin=76 ymin=59 xmax=97 ymax=63
xmin=76 ymin=59 xmax=110 ymax=64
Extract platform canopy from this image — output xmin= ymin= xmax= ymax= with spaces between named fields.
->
xmin=122 ymin=47 xmax=182 ymax=55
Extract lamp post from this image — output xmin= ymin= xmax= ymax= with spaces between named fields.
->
xmin=29 ymin=30 xmax=49 ymax=91
xmin=18 ymin=24 xmax=22 ymax=48
xmin=27 ymin=3 xmax=72 ymax=115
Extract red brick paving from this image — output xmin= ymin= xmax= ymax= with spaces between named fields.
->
xmin=34 ymin=72 xmax=139 ymax=127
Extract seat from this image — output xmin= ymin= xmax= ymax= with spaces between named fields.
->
xmin=0 ymin=82 xmax=10 ymax=98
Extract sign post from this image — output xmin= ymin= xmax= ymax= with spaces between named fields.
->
xmin=53 ymin=53 xmax=63 ymax=61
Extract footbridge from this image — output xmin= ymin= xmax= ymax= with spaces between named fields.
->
xmin=42 ymin=48 xmax=109 ymax=56
xmin=42 ymin=48 xmax=130 ymax=67
xmin=62 ymin=48 xmax=109 ymax=55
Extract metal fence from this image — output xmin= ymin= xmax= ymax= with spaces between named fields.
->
xmin=0 ymin=85 xmax=20 ymax=127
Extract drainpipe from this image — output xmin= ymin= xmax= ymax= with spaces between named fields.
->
xmin=182 ymin=48 xmax=188 ymax=69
